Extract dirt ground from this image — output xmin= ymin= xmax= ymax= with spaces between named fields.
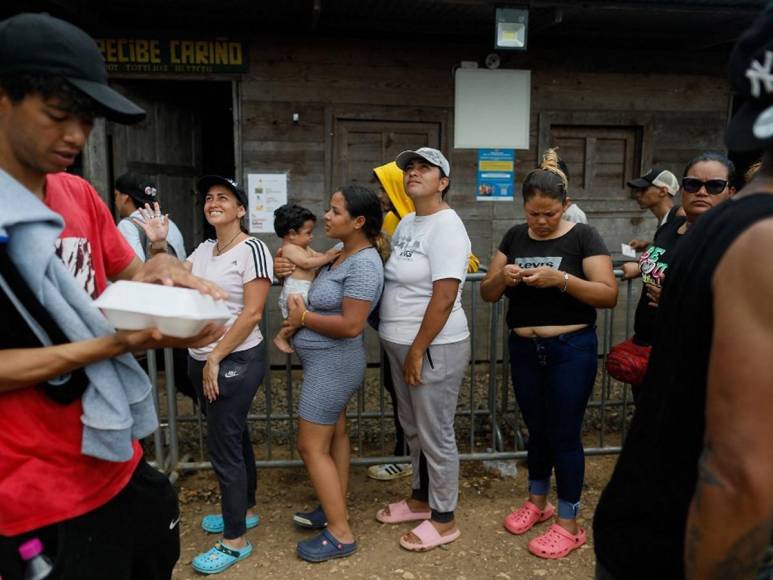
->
xmin=172 ymin=455 xmax=617 ymax=579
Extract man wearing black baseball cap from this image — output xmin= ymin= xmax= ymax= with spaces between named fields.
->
xmin=0 ymin=12 xmax=145 ymax=123
xmin=593 ymin=8 xmax=773 ymax=580
xmin=115 ymin=172 xmax=187 ymax=261
xmin=0 ymin=13 xmax=225 ymax=580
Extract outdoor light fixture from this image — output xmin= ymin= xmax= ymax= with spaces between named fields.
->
xmin=495 ymin=6 xmax=528 ymax=51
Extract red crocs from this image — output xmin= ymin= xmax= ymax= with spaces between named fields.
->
xmin=527 ymin=523 xmax=586 ymax=559
xmin=503 ymin=500 xmax=555 ymax=535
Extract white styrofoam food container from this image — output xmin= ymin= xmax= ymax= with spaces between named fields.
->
xmin=93 ymin=281 xmax=231 ymax=338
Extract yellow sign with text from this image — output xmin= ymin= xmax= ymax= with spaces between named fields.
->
xmin=95 ymin=38 xmax=248 ymax=74
xmin=479 ymin=160 xmax=514 ymax=172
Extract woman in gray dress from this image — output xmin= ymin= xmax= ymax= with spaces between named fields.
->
xmin=283 ymin=184 xmax=385 ymax=563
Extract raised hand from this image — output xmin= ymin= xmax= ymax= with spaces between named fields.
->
xmin=134 ymin=202 xmax=170 ymax=243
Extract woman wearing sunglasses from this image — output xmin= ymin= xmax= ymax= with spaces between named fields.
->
xmin=624 ymin=152 xmax=735 ymax=401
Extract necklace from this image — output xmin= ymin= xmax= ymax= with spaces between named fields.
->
xmin=215 ymin=231 xmax=241 ymax=255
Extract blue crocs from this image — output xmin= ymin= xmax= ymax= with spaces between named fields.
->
xmin=192 ymin=541 xmax=252 ymax=575
xmin=296 ymin=528 xmax=357 ymax=563
xmin=293 ymin=504 xmax=327 ymax=529
xmin=201 ymin=513 xmax=260 ymax=534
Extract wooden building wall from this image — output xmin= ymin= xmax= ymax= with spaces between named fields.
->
xmin=235 ymin=36 xmax=731 ymax=364
xmin=237 ymin=36 xmax=730 ymax=364
xmin=240 ymin=36 xmax=731 ymax=265
xmin=86 ymin=34 xmax=730 ymax=365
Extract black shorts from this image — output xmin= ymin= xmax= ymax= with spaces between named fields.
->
xmin=0 ymin=460 xmax=180 ymax=580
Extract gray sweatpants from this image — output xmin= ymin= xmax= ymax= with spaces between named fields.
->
xmin=381 ymin=338 xmax=470 ymax=515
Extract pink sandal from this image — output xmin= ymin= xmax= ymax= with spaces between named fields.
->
xmin=399 ymin=520 xmax=461 ymax=552
xmin=527 ymin=523 xmax=586 ymax=559
xmin=376 ymin=499 xmax=431 ymax=524
xmin=503 ymin=500 xmax=555 ymax=535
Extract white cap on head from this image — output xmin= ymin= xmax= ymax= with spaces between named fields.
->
xmin=627 ymin=168 xmax=679 ymax=196
xmin=395 ymin=147 xmax=451 ymax=177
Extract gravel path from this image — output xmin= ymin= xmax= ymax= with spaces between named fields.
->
xmin=172 ymin=455 xmax=617 ymax=579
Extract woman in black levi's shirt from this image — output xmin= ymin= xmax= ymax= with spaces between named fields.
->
xmin=480 ymin=149 xmax=617 ymax=560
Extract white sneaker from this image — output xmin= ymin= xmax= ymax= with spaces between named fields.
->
xmin=367 ymin=463 xmax=413 ymax=481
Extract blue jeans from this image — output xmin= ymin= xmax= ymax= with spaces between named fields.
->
xmin=508 ymin=326 xmax=597 ymax=519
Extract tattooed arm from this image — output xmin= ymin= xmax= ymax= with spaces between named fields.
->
xmin=684 ymin=219 xmax=773 ymax=579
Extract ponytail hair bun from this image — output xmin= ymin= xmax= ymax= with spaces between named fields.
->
xmin=522 ymin=147 xmax=569 ymax=203
xmin=539 ymin=148 xmax=569 ymax=191
xmin=371 ymin=231 xmax=391 ymax=263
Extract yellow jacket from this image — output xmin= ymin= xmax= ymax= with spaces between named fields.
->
xmin=373 ymin=161 xmax=479 ymax=273
xmin=374 ymin=162 xmax=413 ymax=236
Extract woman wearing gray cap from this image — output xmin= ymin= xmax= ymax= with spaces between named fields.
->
xmin=186 ymin=176 xmax=273 ymax=574
xmin=375 ymin=147 xmax=471 ymax=552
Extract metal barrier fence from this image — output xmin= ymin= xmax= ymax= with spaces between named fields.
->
xmin=147 ymin=270 xmax=638 ymax=480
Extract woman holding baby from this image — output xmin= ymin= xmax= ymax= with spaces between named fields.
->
xmin=281 ymin=184 xmax=386 ymax=563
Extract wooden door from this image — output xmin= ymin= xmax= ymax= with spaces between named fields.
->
xmin=109 ymin=81 xmax=204 ymax=251
xmin=546 ymin=124 xmax=646 ymax=252
xmin=333 ymin=120 xmax=441 ymax=187
xmin=550 ymin=125 xmax=641 ymax=204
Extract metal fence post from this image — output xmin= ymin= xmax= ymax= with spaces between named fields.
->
xmin=488 ymin=299 xmax=502 ymax=451
xmin=163 ymin=348 xmax=179 ymax=474
xmin=147 ymin=348 xmax=165 ymax=471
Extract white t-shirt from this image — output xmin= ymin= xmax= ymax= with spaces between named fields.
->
xmin=379 ymin=209 xmax=470 ymax=345
xmin=186 ymin=237 xmax=273 ymax=361
xmin=562 ymin=202 xmax=588 ymax=224
xmin=117 ymin=209 xmax=187 ymax=261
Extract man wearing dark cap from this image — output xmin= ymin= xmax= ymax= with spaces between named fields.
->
xmin=593 ymin=9 xmax=773 ymax=580
xmin=115 ymin=172 xmax=187 ymax=260
xmin=0 ymin=13 xmax=224 ymax=579
xmin=626 ymin=167 xmax=681 ymax=251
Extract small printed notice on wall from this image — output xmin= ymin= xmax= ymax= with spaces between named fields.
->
xmin=477 ymin=149 xmax=515 ymax=201
xmin=247 ymin=173 xmax=287 ymax=234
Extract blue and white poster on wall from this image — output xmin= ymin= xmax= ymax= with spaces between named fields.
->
xmin=477 ymin=149 xmax=515 ymax=201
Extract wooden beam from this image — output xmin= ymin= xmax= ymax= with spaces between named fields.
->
xmin=530 ymin=0 xmax=759 ymax=15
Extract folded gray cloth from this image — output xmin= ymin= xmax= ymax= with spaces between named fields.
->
xmin=0 ymin=170 xmax=157 ymax=461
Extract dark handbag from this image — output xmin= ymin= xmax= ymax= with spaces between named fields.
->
xmin=605 ymin=337 xmax=651 ymax=385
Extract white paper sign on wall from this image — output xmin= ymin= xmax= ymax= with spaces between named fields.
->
xmin=247 ymin=173 xmax=288 ymax=234
xmin=454 ymin=68 xmax=531 ymax=150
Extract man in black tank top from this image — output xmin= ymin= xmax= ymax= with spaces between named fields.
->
xmin=594 ymin=12 xmax=773 ymax=580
